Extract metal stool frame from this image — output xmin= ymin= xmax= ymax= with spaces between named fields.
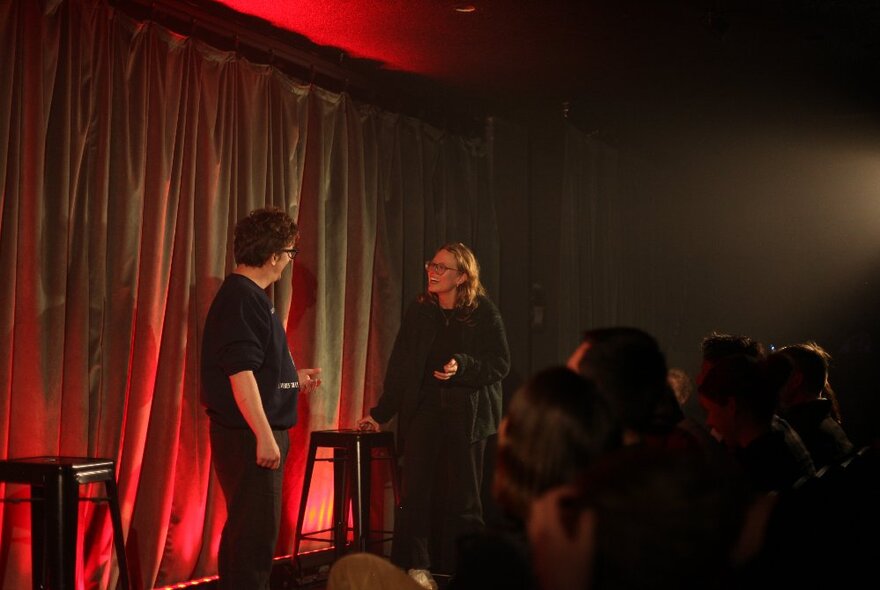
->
xmin=293 ymin=429 xmax=401 ymax=562
xmin=0 ymin=456 xmax=130 ymax=590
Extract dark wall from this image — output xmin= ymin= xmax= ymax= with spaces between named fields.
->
xmin=492 ymin=105 xmax=880 ymax=447
xmin=490 ymin=117 xmax=532 ymax=396
xmin=525 ymin=117 xmax=567 ymax=374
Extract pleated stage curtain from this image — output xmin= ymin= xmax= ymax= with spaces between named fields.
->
xmin=0 ymin=1 xmax=495 ymax=587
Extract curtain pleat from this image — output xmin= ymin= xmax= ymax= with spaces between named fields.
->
xmin=0 ymin=1 xmax=493 ymax=588
xmin=557 ymin=122 xmax=681 ymax=361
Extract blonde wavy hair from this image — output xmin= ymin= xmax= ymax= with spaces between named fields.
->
xmin=420 ymin=242 xmax=486 ymax=311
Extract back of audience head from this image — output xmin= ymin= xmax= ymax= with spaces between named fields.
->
xmin=777 ymin=341 xmax=841 ymax=421
xmin=567 ymin=327 xmax=682 ymax=439
xmin=698 ymin=332 xmax=768 ymax=408
xmin=493 ymin=366 xmax=622 ymax=523
xmin=700 ymin=332 xmax=766 ymax=363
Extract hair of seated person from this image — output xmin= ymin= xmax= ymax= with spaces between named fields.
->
xmin=493 ymin=366 xmax=623 ymax=522
xmin=778 ymin=341 xmax=843 ymax=423
xmin=575 ymin=327 xmax=680 ymax=434
xmin=701 ymin=332 xmax=766 ymax=362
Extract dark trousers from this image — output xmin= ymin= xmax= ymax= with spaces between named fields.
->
xmin=395 ymin=390 xmax=487 ymax=573
xmin=210 ymin=423 xmax=290 ymax=590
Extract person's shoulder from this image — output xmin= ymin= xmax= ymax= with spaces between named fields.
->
xmin=477 ymin=293 xmax=496 ymax=306
xmin=221 ymin=273 xmax=258 ymax=292
xmin=403 ymin=296 xmax=436 ymax=322
xmin=218 ymin=275 xmax=272 ymax=313
xmin=474 ymin=294 xmax=501 ymax=316
xmin=212 ymin=275 xmax=246 ymax=303
xmin=407 ymin=296 xmax=430 ymax=312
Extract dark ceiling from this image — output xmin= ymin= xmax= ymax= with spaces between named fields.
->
xmin=129 ymin=0 xmax=880 ymax=139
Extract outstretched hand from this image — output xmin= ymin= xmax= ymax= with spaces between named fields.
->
xmin=300 ymin=368 xmax=322 ymax=395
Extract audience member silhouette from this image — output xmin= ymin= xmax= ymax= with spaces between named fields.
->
xmin=492 ymin=366 xmax=623 ymax=521
xmin=777 ymin=342 xmax=854 ymax=468
xmin=330 ymin=330 xmax=875 ymax=590
xmin=699 ymin=332 xmax=815 ymax=478
xmin=527 ymin=446 xmax=751 ymax=590
xmin=567 ymin=327 xmax=698 ymax=450
xmin=746 ymin=346 xmax=876 ymax=587
xmin=698 ymin=352 xmax=813 ymax=492
xmin=327 ymin=552 xmax=423 ymax=590
xmin=449 ymin=366 xmax=623 ymax=589
xmin=694 ymin=338 xmax=879 ymax=587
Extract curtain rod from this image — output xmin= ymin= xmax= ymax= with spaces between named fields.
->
xmin=108 ymin=0 xmax=489 ymax=136
xmin=112 ymin=0 xmax=371 ymax=91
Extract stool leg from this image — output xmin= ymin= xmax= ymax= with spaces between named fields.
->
xmin=333 ymin=447 xmax=349 ymax=560
xmin=30 ymin=484 xmax=46 ymax=590
xmin=105 ymin=478 xmax=129 ymax=590
xmin=42 ymin=471 xmax=78 ymax=589
xmin=294 ymin=438 xmax=319 ymax=558
xmin=354 ymin=439 xmax=371 ymax=553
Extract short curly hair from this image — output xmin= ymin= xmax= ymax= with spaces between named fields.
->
xmin=233 ymin=207 xmax=298 ymax=266
xmin=700 ymin=332 xmax=765 ymax=362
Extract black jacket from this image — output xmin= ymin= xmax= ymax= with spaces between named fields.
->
xmin=370 ymin=294 xmax=510 ymax=447
xmin=781 ymin=399 xmax=854 ymax=468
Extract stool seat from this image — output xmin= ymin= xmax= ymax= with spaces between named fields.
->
xmin=294 ymin=430 xmax=400 ymax=563
xmin=0 ymin=456 xmax=130 ymax=590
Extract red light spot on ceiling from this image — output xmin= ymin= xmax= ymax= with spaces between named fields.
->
xmin=213 ymin=0 xmax=456 ymax=79
xmin=209 ymin=1 xmax=592 ymax=97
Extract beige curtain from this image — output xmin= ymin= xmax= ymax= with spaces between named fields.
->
xmin=0 ymin=1 xmax=494 ymax=588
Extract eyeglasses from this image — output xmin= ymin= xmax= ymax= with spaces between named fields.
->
xmin=281 ymin=247 xmax=299 ymax=260
xmin=424 ymin=261 xmax=460 ymax=275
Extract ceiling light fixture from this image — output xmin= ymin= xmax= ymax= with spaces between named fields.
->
xmin=454 ymin=5 xmax=477 ymax=13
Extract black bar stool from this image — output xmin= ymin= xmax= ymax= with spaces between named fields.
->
xmin=0 ymin=456 xmax=130 ymax=590
xmin=294 ymin=429 xmax=400 ymax=562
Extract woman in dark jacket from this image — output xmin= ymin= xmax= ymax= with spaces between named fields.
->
xmin=358 ymin=243 xmax=510 ymax=589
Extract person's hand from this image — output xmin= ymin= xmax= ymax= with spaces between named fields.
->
xmin=255 ymin=433 xmax=282 ymax=470
xmin=300 ymin=368 xmax=322 ymax=395
xmin=357 ymin=416 xmax=380 ymax=432
xmin=433 ymin=357 xmax=458 ymax=381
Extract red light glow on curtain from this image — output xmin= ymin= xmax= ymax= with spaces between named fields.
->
xmin=0 ymin=1 xmax=495 ymax=587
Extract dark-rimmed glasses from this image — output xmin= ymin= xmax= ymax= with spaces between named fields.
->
xmin=281 ymin=247 xmax=299 ymax=260
xmin=424 ymin=261 xmax=460 ymax=275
